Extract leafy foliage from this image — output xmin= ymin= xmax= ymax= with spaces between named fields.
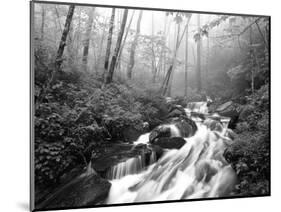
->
xmin=224 ymin=85 xmax=269 ymax=196
xmin=34 ymin=68 xmax=169 ymax=188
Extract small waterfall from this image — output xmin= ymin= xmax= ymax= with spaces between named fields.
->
xmin=149 ymin=151 xmax=157 ymax=164
xmin=107 ymin=155 xmax=146 ymax=180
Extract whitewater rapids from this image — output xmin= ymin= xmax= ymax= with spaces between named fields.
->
xmin=106 ymin=101 xmax=237 ymax=203
xmin=107 ymin=127 xmax=236 ymax=203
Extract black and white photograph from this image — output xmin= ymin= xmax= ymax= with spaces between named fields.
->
xmin=30 ymin=1 xmax=270 ymax=211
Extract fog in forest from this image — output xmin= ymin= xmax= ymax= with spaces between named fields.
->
xmin=32 ymin=2 xmax=269 ymax=211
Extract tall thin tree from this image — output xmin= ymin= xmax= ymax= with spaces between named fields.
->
xmin=184 ymin=19 xmax=190 ymax=97
xmin=52 ymin=5 xmax=75 ymax=83
xmin=116 ymin=10 xmax=135 ymax=74
xmin=105 ymin=9 xmax=129 ymax=84
xmin=104 ymin=8 xmax=115 ymax=74
xmin=82 ymin=8 xmax=95 ymax=72
xmin=167 ymin=21 xmax=181 ymax=96
xmin=40 ymin=5 xmax=45 ymax=41
xmin=127 ymin=10 xmax=143 ymax=79
xmin=196 ymin=14 xmax=202 ymax=92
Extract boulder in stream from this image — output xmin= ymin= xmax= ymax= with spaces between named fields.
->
xmin=215 ymin=101 xmax=242 ymax=129
xmin=37 ymin=173 xmax=111 ymax=210
xmin=149 ymin=117 xmax=197 ymax=143
xmin=151 ymin=137 xmax=186 ymax=149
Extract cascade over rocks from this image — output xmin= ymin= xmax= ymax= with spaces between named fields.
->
xmin=91 ymin=143 xmax=162 ymax=178
xmin=149 ymin=116 xmax=197 ymax=144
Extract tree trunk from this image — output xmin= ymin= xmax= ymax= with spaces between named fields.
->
xmin=249 ymin=25 xmax=254 ymax=94
xmin=95 ymin=17 xmax=108 ymax=73
xmin=205 ymin=29 xmax=209 ymax=91
xmin=127 ymin=11 xmax=143 ymax=79
xmin=196 ymin=14 xmax=202 ymax=92
xmin=66 ymin=20 xmax=75 ymax=68
xmin=49 ymin=5 xmax=75 ymax=85
xmin=161 ymin=17 xmax=190 ymax=96
xmin=105 ymin=9 xmax=128 ymax=84
xmin=73 ymin=8 xmax=82 ymax=65
xmin=167 ymin=22 xmax=181 ymax=96
xmin=82 ymin=8 xmax=95 ymax=72
xmin=104 ymin=8 xmax=115 ymax=74
xmin=40 ymin=5 xmax=45 ymax=41
xmin=184 ymin=23 xmax=189 ymax=97
xmin=116 ymin=10 xmax=135 ymax=74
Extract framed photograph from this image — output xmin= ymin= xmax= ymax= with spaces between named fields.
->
xmin=30 ymin=0 xmax=270 ymax=211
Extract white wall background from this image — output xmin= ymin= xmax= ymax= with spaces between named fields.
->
xmin=0 ymin=0 xmax=279 ymax=211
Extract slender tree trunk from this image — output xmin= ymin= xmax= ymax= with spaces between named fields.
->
xmin=74 ymin=8 xmax=82 ymax=64
xmin=156 ymin=16 xmax=168 ymax=79
xmin=196 ymin=14 xmax=202 ymax=92
xmin=95 ymin=17 xmax=108 ymax=73
xmin=40 ymin=5 xmax=45 ymax=41
xmin=184 ymin=23 xmax=189 ymax=97
xmin=205 ymin=30 xmax=209 ymax=91
xmin=167 ymin=22 xmax=181 ymax=96
xmin=162 ymin=17 xmax=190 ymax=96
xmin=82 ymin=8 xmax=95 ymax=72
xmin=116 ymin=10 xmax=135 ymax=73
xmin=127 ymin=11 xmax=143 ymax=79
xmin=104 ymin=8 xmax=115 ymax=74
xmin=105 ymin=9 xmax=128 ymax=84
xmin=52 ymin=5 xmax=75 ymax=80
xmin=249 ymin=25 xmax=254 ymax=94
xmin=67 ymin=21 xmax=75 ymax=68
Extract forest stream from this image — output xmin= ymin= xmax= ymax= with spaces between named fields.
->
xmin=38 ymin=98 xmax=238 ymax=209
xmin=33 ymin=4 xmax=270 ymax=210
xmin=106 ymin=99 xmax=236 ymax=203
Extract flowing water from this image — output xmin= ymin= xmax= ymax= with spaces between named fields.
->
xmin=106 ymin=101 xmax=237 ymax=203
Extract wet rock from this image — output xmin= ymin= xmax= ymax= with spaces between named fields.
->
xmin=216 ymin=101 xmax=233 ymax=112
xmin=151 ymin=137 xmax=186 ymax=149
xmin=149 ymin=125 xmax=171 ymax=143
xmin=172 ymin=116 xmax=198 ymax=138
xmin=149 ymin=117 xmax=197 ymax=143
xmin=166 ymin=104 xmax=187 ymax=118
xmin=37 ymin=173 xmax=111 ymax=210
xmin=215 ymin=101 xmax=242 ymax=129
xmin=151 ymin=145 xmax=164 ymax=159
xmin=203 ymin=118 xmax=223 ymax=132
xmin=133 ymin=143 xmax=148 ymax=150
